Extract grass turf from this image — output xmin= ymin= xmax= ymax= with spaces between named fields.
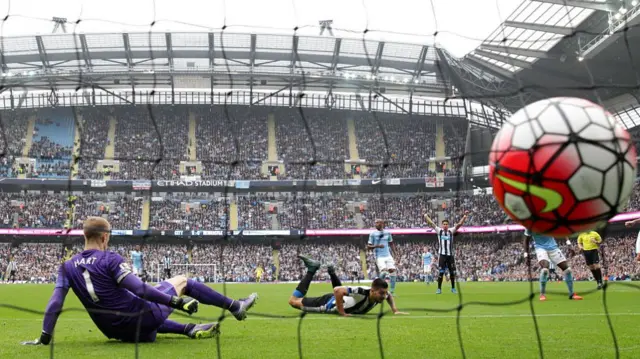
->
xmin=0 ymin=281 xmax=639 ymax=359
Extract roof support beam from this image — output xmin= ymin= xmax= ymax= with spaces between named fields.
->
xmin=122 ymin=33 xmax=133 ymax=68
xmin=166 ymin=33 xmax=174 ymax=102
xmin=466 ymin=55 xmax=515 ymax=79
xmin=503 ymin=20 xmax=574 ymax=35
xmin=330 ymin=38 xmax=341 ymax=73
xmin=480 ymin=44 xmax=551 ymax=58
xmin=208 ymin=32 xmax=215 ymax=96
xmin=372 ymin=41 xmax=384 ymax=75
xmin=413 ymin=46 xmax=428 ymax=81
xmin=35 ymin=36 xmax=50 ymax=69
xmin=165 ymin=33 xmax=174 ymax=69
xmin=289 ymin=35 xmax=299 ymax=92
xmin=249 ymin=34 xmax=256 ymax=68
xmin=474 ymin=50 xmax=533 ymax=69
xmin=79 ymin=34 xmax=92 ymax=69
xmin=532 ymin=0 xmax=618 ymax=12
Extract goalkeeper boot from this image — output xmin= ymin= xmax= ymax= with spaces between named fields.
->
xmin=231 ymin=293 xmax=259 ymax=321
xmin=187 ymin=322 xmax=221 ymax=339
xmin=539 ymin=294 xmax=547 ymax=302
xmin=569 ymin=293 xmax=583 ymax=300
xmin=298 ymin=255 xmax=321 ymax=272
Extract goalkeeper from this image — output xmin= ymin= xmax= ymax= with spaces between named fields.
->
xmin=288 ymin=255 xmax=407 ymax=316
xmin=23 ymin=217 xmax=258 ymax=345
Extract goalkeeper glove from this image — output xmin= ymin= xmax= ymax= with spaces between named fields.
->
xmin=21 ymin=332 xmax=52 ymax=346
xmin=169 ymin=296 xmax=199 ymax=314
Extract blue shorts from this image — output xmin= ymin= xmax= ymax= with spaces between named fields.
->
xmin=114 ymin=281 xmax=177 ymax=343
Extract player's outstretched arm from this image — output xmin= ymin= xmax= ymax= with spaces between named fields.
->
xmin=423 ymin=212 xmax=437 ymax=229
xmin=23 ymin=269 xmax=70 ymax=346
xmin=625 ymin=218 xmax=640 ymax=227
xmin=119 ymin=272 xmax=198 ymax=314
xmin=333 ymin=286 xmax=351 ymax=317
xmin=454 ymin=210 xmax=470 ymax=231
xmin=386 ymin=294 xmax=408 ymax=315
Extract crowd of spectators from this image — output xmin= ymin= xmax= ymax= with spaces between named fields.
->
xmin=72 ymin=194 xmax=143 ymax=229
xmin=354 ymin=113 xmax=436 ymax=178
xmin=149 ymin=197 xmax=228 ymax=231
xmin=196 ymin=106 xmax=267 ymax=180
xmin=3 ymin=184 xmax=640 ymax=232
xmin=2 ymin=234 xmax=638 ymax=284
xmin=275 ymin=108 xmax=349 ymax=179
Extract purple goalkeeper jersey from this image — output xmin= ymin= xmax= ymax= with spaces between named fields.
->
xmin=57 ymin=249 xmax=146 ymax=337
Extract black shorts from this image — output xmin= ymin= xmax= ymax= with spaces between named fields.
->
xmin=583 ymin=249 xmax=600 ymax=265
xmin=351 ymin=271 xmax=358 ymax=277
xmin=301 ymin=293 xmax=334 ymax=308
xmin=164 ymin=268 xmax=171 ymax=276
xmin=9 ymin=270 xmax=15 ymax=276
xmin=438 ymin=255 xmax=456 ymax=272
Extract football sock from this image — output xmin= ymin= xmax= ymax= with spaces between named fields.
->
xmin=293 ymin=270 xmax=316 ymax=298
xmin=592 ymin=268 xmax=603 ymax=284
xmin=158 ymin=320 xmax=190 ymax=334
xmin=185 ymin=279 xmax=240 ymax=312
xmin=450 ymin=273 xmax=456 ymax=289
xmin=390 ymin=274 xmax=397 ymax=292
xmin=424 ymin=275 xmax=428 ymax=284
xmin=539 ymin=268 xmax=549 ymax=295
xmin=437 ymin=272 xmax=444 ymax=289
xmin=564 ymin=268 xmax=574 ymax=296
xmin=328 ymin=271 xmax=342 ymax=288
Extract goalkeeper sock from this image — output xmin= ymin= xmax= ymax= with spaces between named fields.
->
xmin=564 ymin=268 xmax=574 ymax=296
xmin=390 ymin=274 xmax=397 ymax=292
xmin=539 ymin=268 xmax=549 ymax=295
xmin=592 ymin=268 xmax=603 ymax=284
xmin=158 ymin=320 xmax=190 ymax=334
xmin=185 ymin=279 xmax=240 ymax=312
xmin=293 ymin=270 xmax=316 ymax=298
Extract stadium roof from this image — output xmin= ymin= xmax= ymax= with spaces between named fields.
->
xmin=447 ymin=0 xmax=640 ymax=128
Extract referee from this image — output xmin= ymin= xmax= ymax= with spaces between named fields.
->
xmin=576 ymin=230 xmax=603 ymax=290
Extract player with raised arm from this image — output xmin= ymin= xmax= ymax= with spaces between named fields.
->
xmin=576 ymin=230 xmax=604 ymax=289
xmin=624 ymin=218 xmax=640 ymax=262
xmin=22 ymin=217 xmax=258 ymax=346
xmin=524 ymin=229 xmax=582 ymax=301
xmin=423 ymin=210 xmax=469 ymax=294
xmin=367 ymin=219 xmax=398 ymax=295
xmin=130 ymin=245 xmax=144 ymax=277
xmin=287 ymin=255 xmax=407 ymax=316
xmin=421 ymin=247 xmax=434 ymax=285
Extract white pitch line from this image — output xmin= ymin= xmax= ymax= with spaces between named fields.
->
xmin=2 ymin=312 xmax=640 ymax=321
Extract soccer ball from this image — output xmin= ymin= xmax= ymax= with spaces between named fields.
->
xmin=489 ymin=97 xmax=637 ymax=237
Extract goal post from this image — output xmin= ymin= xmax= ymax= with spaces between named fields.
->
xmin=155 ymin=263 xmax=219 ymax=283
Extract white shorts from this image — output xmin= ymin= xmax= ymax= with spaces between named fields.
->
xmin=132 ymin=266 xmax=142 ymax=275
xmin=376 ymin=256 xmax=396 ymax=272
xmin=535 ymin=247 xmax=566 ymax=266
xmin=423 ymin=265 xmax=432 ymax=274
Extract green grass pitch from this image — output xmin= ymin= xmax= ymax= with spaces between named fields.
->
xmin=1 ymin=281 xmax=639 ymax=358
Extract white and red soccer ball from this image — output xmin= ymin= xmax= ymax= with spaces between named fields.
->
xmin=489 ymin=97 xmax=637 ymax=237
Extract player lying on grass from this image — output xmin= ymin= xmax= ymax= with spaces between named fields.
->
xmin=524 ymin=229 xmax=582 ymax=301
xmin=22 ymin=217 xmax=258 ymax=345
xmin=287 ymin=255 xmax=408 ymax=316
